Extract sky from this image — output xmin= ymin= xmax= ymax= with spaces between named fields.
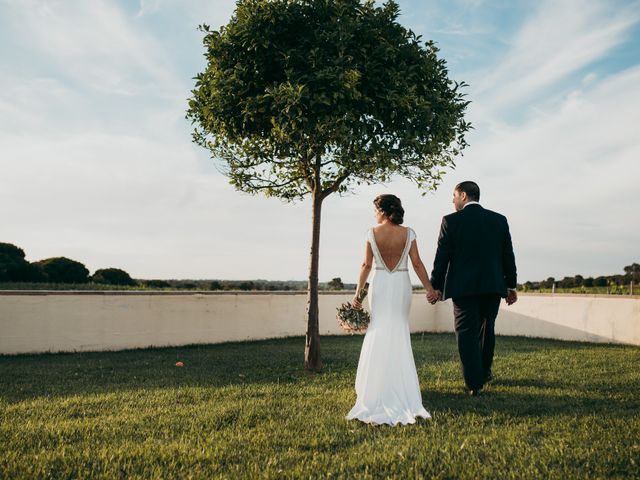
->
xmin=1 ymin=0 xmax=639 ymax=284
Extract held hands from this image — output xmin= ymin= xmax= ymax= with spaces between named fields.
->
xmin=506 ymin=289 xmax=518 ymax=306
xmin=426 ymin=289 xmax=441 ymax=305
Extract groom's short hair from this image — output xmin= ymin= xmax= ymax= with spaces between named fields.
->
xmin=455 ymin=181 xmax=480 ymax=201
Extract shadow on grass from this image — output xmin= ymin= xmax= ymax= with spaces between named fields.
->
xmin=420 ymin=383 xmax=639 ymax=419
xmin=1 ymin=333 xmax=638 ymax=419
xmin=0 ymin=337 xmax=311 ymax=403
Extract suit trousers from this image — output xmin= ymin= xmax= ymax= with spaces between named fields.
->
xmin=451 ymin=294 xmax=501 ymax=390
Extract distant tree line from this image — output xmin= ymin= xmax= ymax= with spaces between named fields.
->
xmin=207 ymin=277 xmax=354 ymax=291
xmin=0 ymin=242 xmax=137 ymax=286
xmin=521 ymin=263 xmax=639 ymax=291
xmin=0 ymin=242 xmax=355 ymax=291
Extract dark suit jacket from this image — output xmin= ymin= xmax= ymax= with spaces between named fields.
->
xmin=430 ymin=204 xmax=517 ymax=300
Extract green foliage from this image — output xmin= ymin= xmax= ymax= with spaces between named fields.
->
xmin=187 ymin=0 xmax=470 ymax=200
xmin=142 ymin=279 xmax=172 ymax=289
xmin=557 ymin=276 xmax=576 ymax=288
xmin=327 ymin=277 xmax=344 ymax=290
xmin=623 ymin=263 xmax=640 ymax=283
xmin=524 ymin=265 xmax=638 ymax=294
xmin=92 ymin=268 xmax=137 ymax=286
xmin=0 ymin=242 xmax=44 ymax=282
xmin=594 ymin=276 xmax=608 ymax=287
xmin=0 ymin=335 xmax=638 ymax=478
xmin=33 ymin=257 xmax=90 ymax=284
xmin=238 ymin=281 xmax=256 ymax=291
xmin=0 ymin=243 xmax=26 ymax=281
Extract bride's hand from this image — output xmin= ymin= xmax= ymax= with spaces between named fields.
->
xmin=351 ymin=297 xmax=362 ymax=310
xmin=426 ymin=289 xmax=440 ymax=304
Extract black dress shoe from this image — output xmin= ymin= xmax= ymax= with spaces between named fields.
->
xmin=484 ymin=370 xmax=494 ymax=383
xmin=468 ymin=389 xmax=481 ymax=396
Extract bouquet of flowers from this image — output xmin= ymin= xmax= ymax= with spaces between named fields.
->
xmin=336 ymin=283 xmax=370 ymax=333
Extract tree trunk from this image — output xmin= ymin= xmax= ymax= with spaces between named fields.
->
xmin=304 ymin=188 xmax=323 ymax=372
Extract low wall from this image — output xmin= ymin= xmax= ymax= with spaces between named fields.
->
xmin=0 ymin=292 xmax=638 ymax=355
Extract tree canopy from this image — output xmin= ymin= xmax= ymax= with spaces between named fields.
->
xmin=92 ymin=268 xmax=137 ymax=286
xmin=187 ymin=0 xmax=470 ymax=200
xmin=33 ymin=257 xmax=90 ymax=284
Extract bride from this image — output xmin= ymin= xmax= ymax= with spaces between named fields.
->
xmin=346 ymin=194 xmax=437 ymax=425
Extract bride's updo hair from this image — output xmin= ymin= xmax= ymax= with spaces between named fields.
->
xmin=373 ymin=194 xmax=404 ymax=225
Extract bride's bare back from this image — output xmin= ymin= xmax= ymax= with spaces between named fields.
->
xmin=372 ymin=224 xmax=409 ymax=271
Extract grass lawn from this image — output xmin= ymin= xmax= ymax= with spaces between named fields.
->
xmin=1 ymin=333 xmax=638 ymax=479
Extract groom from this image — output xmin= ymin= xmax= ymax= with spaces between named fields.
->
xmin=428 ymin=181 xmax=517 ymax=396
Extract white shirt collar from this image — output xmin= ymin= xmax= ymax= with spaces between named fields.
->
xmin=463 ymin=201 xmax=480 ymax=209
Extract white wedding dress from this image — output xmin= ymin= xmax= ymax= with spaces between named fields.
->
xmin=346 ymin=226 xmax=431 ymax=425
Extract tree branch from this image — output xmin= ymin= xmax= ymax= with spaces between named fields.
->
xmin=241 ymin=175 xmax=306 ymax=191
xmin=320 ymin=170 xmax=351 ymax=200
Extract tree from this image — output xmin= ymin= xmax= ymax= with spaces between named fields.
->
xmin=33 ymin=257 xmax=89 ymax=284
xmin=92 ymin=268 xmax=137 ymax=286
xmin=239 ymin=281 xmax=256 ymax=291
xmin=0 ymin=242 xmax=45 ymax=282
xmin=594 ymin=276 xmax=608 ymax=287
xmin=610 ymin=274 xmax=624 ymax=286
xmin=143 ymin=279 xmax=171 ymax=288
xmin=210 ymin=280 xmax=223 ymax=290
xmin=540 ymin=277 xmax=555 ymax=289
xmin=623 ymin=263 xmax=640 ymax=283
xmin=558 ymin=276 xmax=575 ymax=289
xmin=583 ymin=277 xmax=594 ymax=288
xmin=187 ymin=0 xmax=470 ymax=371
xmin=327 ymin=277 xmax=344 ymax=290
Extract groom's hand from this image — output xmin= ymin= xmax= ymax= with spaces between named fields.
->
xmin=506 ymin=289 xmax=518 ymax=306
xmin=427 ymin=290 xmax=441 ymax=304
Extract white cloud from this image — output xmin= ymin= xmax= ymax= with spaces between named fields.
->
xmin=136 ymin=0 xmax=237 ymax=27
xmin=460 ymin=65 xmax=640 ymax=279
xmin=2 ymin=0 xmax=183 ymax=98
xmin=472 ymin=0 xmax=640 ymax=117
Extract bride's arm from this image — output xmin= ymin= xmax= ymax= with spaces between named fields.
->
xmin=408 ymin=240 xmax=436 ymax=298
xmin=351 ymin=241 xmax=373 ymax=310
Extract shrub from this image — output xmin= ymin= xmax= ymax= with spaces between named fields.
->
xmin=92 ymin=268 xmax=137 ymax=286
xmin=142 ymin=279 xmax=171 ymax=288
xmin=594 ymin=276 xmax=608 ymax=287
xmin=33 ymin=257 xmax=89 ymax=284
xmin=238 ymin=281 xmax=255 ymax=291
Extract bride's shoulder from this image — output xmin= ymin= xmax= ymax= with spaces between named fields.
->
xmin=405 ymin=226 xmax=416 ymax=240
xmin=365 ymin=227 xmax=375 ymax=241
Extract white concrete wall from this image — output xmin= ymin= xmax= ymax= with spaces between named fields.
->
xmin=0 ymin=292 xmax=638 ymax=355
